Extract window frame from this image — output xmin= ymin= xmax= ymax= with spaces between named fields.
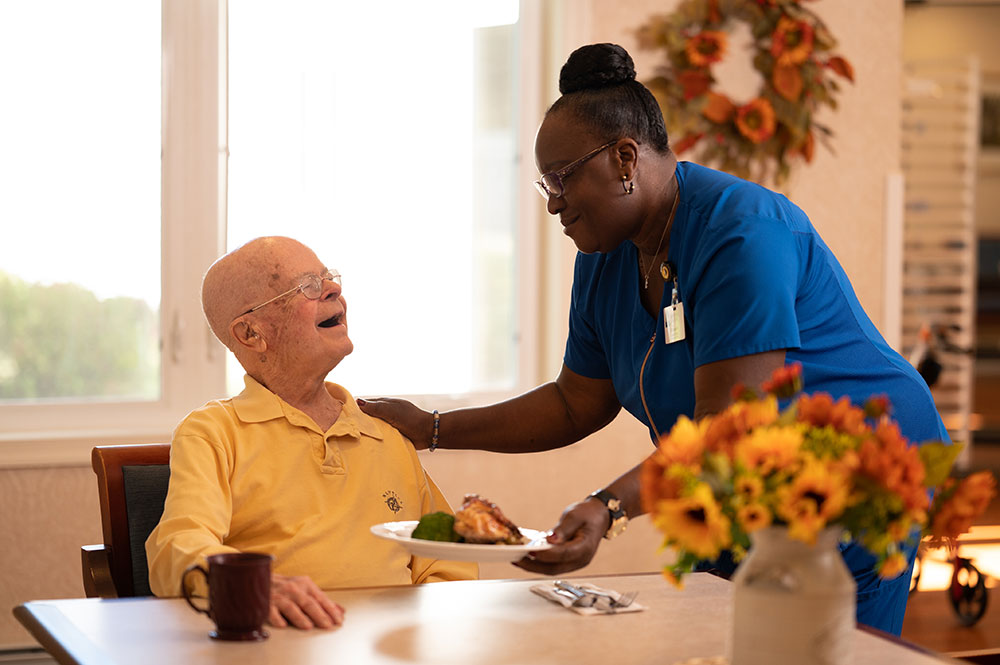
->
xmin=0 ymin=1 xmax=228 ymax=466
xmin=0 ymin=0 xmax=562 ymax=468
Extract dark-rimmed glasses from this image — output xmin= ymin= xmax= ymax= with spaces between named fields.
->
xmin=533 ymin=140 xmax=617 ymax=200
xmin=239 ymin=269 xmax=341 ymax=316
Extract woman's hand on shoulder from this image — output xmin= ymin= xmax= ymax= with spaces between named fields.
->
xmin=357 ymin=397 xmax=433 ymax=449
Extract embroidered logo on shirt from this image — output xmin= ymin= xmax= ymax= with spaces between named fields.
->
xmin=382 ymin=490 xmax=403 ymax=514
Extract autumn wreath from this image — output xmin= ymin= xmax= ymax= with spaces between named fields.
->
xmin=637 ymin=0 xmax=854 ymax=184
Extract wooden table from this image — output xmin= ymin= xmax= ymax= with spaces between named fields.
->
xmin=14 ymin=573 xmax=960 ymax=665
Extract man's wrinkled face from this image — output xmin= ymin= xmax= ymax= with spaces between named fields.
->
xmin=250 ymin=240 xmax=353 ymax=374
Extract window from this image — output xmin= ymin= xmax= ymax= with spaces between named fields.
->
xmin=227 ymin=0 xmax=522 ymax=396
xmin=0 ymin=1 xmax=228 ymax=458
xmin=1 ymin=1 xmax=548 ymax=464
xmin=0 ymin=1 xmax=161 ymax=403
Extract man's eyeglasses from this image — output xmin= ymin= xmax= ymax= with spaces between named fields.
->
xmin=533 ymin=140 xmax=617 ymax=200
xmin=240 ymin=269 xmax=341 ymax=316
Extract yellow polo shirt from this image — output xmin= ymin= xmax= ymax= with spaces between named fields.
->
xmin=146 ymin=376 xmax=477 ymax=597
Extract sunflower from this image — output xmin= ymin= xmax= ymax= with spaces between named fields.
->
xmin=735 ymin=98 xmax=776 ymax=144
xmin=737 ymin=503 xmax=772 ymax=533
xmin=685 ymin=31 xmax=727 ymax=67
xmin=735 ymin=425 xmax=802 ymax=475
xmin=652 ymin=483 xmax=732 ymax=559
xmin=776 ymin=460 xmax=849 ymax=544
xmin=659 ymin=415 xmax=709 ymax=467
xmin=734 ymin=473 xmax=764 ymax=503
xmin=770 ymin=16 xmax=814 ymax=66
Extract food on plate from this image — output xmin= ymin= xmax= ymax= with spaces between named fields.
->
xmin=410 ymin=511 xmax=461 ymax=542
xmin=453 ymin=494 xmax=528 ymax=545
xmin=409 ymin=494 xmax=529 ymax=545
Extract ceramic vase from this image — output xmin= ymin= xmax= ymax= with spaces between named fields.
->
xmin=729 ymin=526 xmax=856 ymax=665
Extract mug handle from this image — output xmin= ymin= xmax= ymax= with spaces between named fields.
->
xmin=181 ymin=564 xmax=210 ymax=616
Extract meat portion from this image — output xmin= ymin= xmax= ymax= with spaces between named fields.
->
xmin=453 ymin=494 xmax=527 ymax=544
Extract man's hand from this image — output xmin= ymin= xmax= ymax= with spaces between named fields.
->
xmin=269 ymin=573 xmax=345 ymax=630
xmin=512 ymin=498 xmax=609 ymax=575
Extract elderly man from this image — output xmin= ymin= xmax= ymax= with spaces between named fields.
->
xmin=146 ymin=236 xmax=477 ymax=630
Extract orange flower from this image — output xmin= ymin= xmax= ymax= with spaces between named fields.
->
xmin=685 ymin=31 xmax=727 ymax=67
xmin=640 ymin=450 xmax=685 ymax=513
xmin=864 ymin=395 xmax=891 ymax=419
xmin=737 ymin=503 xmax=772 ymax=533
xmin=702 ymin=91 xmax=735 ymax=124
xmin=652 ymin=483 xmax=732 ymax=559
xmin=878 ymin=552 xmax=908 ymax=579
xmin=659 ymin=416 xmax=709 ymax=466
xmin=796 ymin=392 xmax=869 ymax=436
xmin=761 ymin=362 xmax=802 ymax=398
xmin=704 ymin=396 xmax=778 ymax=458
xmin=734 ymin=473 xmax=765 ymax=503
xmin=736 ymin=426 xmax=803 ymax=475
xmin=770 ymin=16 xmax=814 ymax=66
xmin=857 ymin=420 xmax=928 ymax=512
xmin=735 ymin=98 xmax=776 ymax=144
xmin=777 ymin=460 xmax=850 ymax=544
xmin=930 ymin=472 xmax=998 ymax=542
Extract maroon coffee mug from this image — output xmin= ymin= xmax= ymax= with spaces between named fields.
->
xmin=182 ymin=552 xmax=273 ymax=641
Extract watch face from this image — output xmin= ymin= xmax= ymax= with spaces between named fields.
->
xmin=608 ymin=516 xmax=628 ymax=538
xmin=607 ymin=498 xmax=622 ymax=512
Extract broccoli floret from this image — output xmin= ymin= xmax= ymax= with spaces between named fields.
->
xmin=410 ymin=511 xmax=462 ymax=542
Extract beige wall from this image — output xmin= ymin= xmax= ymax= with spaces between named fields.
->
xmin=903 ymin=5 xmax=1000 ymax=237
xmin=0 ymin=0 xmax=904 ymax=650
xmin=585 ymin=0 xmax=903 ymax=333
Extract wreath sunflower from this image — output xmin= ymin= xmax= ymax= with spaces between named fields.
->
xmin=637 ymin=0 xmax=854 ymax=184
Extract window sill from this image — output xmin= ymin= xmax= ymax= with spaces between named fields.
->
xmin=0 ymin=389 xmax=523 ymax=469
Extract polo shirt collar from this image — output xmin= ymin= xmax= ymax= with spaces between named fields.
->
xmin=232 ymin=374 xmax=384 ymax=441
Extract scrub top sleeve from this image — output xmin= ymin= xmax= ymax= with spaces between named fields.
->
xmin=688 ymin=218 xmax=802 ymax=366
xmin=563 ymin=256 xmax=612 ymax=379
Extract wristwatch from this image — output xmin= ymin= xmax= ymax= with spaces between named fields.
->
xmin=588 ymin=489 xmax=629 ymax=539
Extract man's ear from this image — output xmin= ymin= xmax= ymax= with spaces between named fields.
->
xmin=230 ymin=319 xmax=266 ymax=352
xmin=613 ymin=138 xmax=640 ymax=181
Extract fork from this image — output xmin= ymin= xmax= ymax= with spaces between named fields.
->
xmin=555 ymin=581 xmax=638 ymax=609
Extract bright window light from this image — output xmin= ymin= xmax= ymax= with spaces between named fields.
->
xmin=0 ymin=1 xmax=161 ymax=402
xmin=228 ymin=0 xmax=520 ymax=397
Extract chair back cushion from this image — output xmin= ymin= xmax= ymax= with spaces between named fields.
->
xmin=121 ymin=464 xmax=170 ymax=597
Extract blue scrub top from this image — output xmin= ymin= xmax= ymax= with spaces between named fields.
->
xmin=564 ymin=161 xmax=948 ymax=448
xmin=562 ymin=162 xmax=949 ymax=635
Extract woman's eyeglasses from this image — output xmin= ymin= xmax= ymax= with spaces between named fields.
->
xmin=533 ymin=141 xmax=617 ymax=200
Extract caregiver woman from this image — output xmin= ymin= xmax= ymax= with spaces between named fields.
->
xmin=359 ymin=42 xmax=947 ymax=635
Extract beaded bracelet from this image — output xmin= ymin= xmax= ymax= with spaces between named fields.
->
xmin=430 ymin=409 xmax=440 ymax=452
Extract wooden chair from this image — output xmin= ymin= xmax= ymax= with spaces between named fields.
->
xmin=82 ymin=443 xmax=171 ymax=598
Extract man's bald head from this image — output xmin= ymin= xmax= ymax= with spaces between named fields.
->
xmin=202 ymin=236 xmax=307 ymax=349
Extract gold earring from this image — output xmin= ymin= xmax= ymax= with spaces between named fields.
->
xmin=622 ymin=175 xmax=634 ymax=195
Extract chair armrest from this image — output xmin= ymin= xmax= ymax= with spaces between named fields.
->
xmin=81 ymin=544 xmax=118 ymax=598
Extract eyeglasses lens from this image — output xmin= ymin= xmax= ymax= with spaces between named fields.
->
xmin=301 ymin=271 xmax=341 ymax=300
xmin=536 ymin=174 xmax=563 ymax=199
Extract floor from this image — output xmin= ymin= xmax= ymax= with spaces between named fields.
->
xmin=900 ymin=442 xmax=1000 ymax=659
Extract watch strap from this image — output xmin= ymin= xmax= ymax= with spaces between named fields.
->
xmin=588 ymin=489 xmax=628 ymax=539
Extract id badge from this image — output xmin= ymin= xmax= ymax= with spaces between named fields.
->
xmin=663 ymin=302 xmax=686 ymax=344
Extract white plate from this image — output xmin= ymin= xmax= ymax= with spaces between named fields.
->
xmin=370 ymin=520 xmax=553 ymax=563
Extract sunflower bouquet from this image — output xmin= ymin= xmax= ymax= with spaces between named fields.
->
xmin=640 ymin=363 xmax=997 ymax=587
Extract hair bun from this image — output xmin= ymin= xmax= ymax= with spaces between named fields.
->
xmin=559 ymin=43 xmax=636 ymax=95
